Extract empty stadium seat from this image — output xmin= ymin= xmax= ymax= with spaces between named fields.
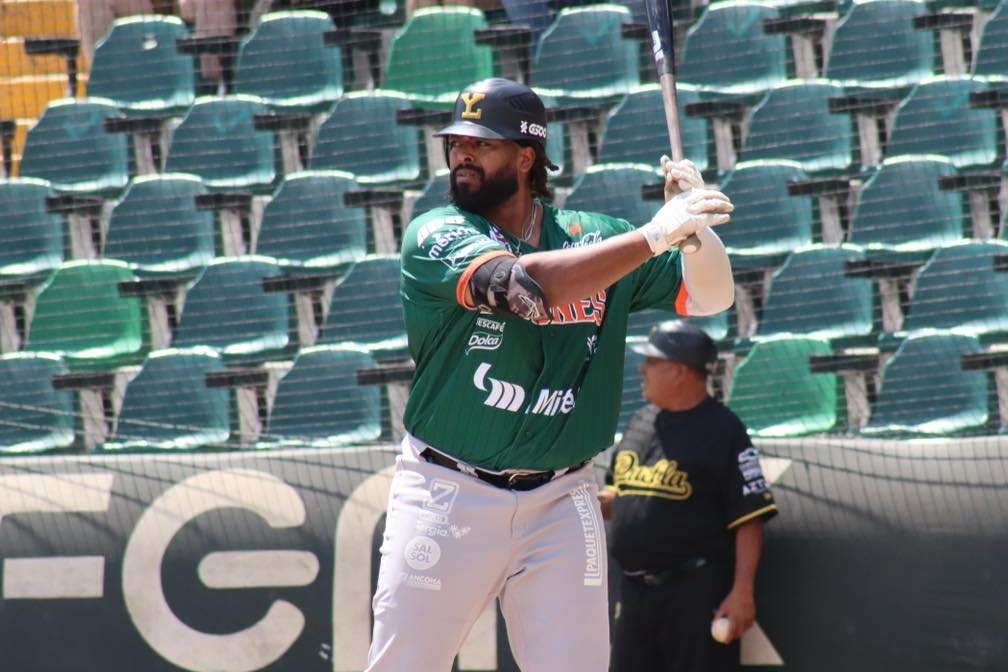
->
xmin=255 ymin=344 xmax=382 ymax=448
xmin=87 ymin=15 xmax=196 ymax=115
xmin=861 ymin=330 xmax=991 ymax=436
xmin=25 ymin=259 xmax=147 ymax=371
xmin=19 ymin=97 xmax=130 ymax=196
xmin=408 ymin=169 xmax=450 ymax=219
xmin=625 ymin=308 xmax=731 ymax=343
xmin=171 ymin=256 xmax=293 ymax=365
xmin=973 ymin=0 xmax=1008 ymax=78
xmin=727 ymin=334 xmax=841 ymax=437
xmin=619 ymin=342 xmax=646 ymax=436
xmin=102 ymin=173 xmax=215 ymax=278
xmin=317 ymin=254 xmax=407 ymax=360
xmin=163 ymin=94 xmax=278 ymax=192
xmin=562 ymin=163 xmax=662 ymax=225
xmin=382 ymin=6 xmax=494 ymax=107
xmin=100 ymin=347 xmax=231 ymax=451
xmin=0 ymin=351 xmax=75 ymax=453
xmin=233 ymin=10 xmax=343 ymax=113
xmin=0 ymin=177 xmax=63 ymax=289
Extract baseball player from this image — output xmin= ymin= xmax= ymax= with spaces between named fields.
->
xmin=366 ymin=77 xmax=736 ymax=672
xmin=599 ymin=321 xmax=778 ymax=672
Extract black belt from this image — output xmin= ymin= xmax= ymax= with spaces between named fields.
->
xmin=420 ymin=448 xmax=588 ymax=492
xmin=623 ymin=557 xmax=710 ymax=585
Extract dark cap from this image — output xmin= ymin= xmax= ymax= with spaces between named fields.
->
xmin=436 ymin=78 xmax=558 ymax=171
xmin=631 ymin=321 xmax=718 ymax=375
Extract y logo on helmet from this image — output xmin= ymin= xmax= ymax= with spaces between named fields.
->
xmin=459 ymin=92 xmax=485 ymax=120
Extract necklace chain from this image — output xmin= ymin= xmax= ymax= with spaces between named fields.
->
xmin=520 ymin=200 xmax=539 ymax=242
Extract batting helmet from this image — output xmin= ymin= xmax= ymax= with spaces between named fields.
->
xmin=631 ymin=321 xmax=718 ymax=375
xmin=436 ymin=78 xmax=558 ymax=171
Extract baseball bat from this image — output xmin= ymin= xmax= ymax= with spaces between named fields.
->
xmin=643 ymin=0 xmax=702 ymax=254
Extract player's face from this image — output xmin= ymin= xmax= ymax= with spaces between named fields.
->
xmin=639 ymin=357 xmax=683 ymax=405
xmin=447 ymin=136 xmax=521 ymax=213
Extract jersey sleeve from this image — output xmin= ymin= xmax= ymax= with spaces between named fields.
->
xmin=401 ymin=208 xmax=509 ymax=310
xmin=722 ymin=418 xmax=779 ymax=529
xmin=629 ymin=250 xmax=686 ymax=314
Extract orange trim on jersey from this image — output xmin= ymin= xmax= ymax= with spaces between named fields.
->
xmin=455 ymin=249 xmax=516 ymax=309
xmin=674 ymin=284 xmax=690 ymax=315
xmin=726 ymin=504 xmax=778 ymax=530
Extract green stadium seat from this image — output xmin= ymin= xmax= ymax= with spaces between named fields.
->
xmin=860 ymin=330 xmax=990 ymax=436
xmin=255 ymin=170 xmax=368 ymax=274
xmin=102 ymin=173 xmax=215 ymax=279
xmin=529 ymin=4 xmax=640 ymax=104
xmin=618 ymin=342 xmax=646 ymax=436
xmin=163 ymin=94 xmax=278 ymax=192
xmin=727 ymin=334 xmax=840 ymax=437
xmin=310 ymin=90 xmax=422 ymax=185
xmin=888 ymin=239 xmax=1008 ymax=343
xmin=739 ymin=80 xmax=854 ymax=175
xmin=847 ymin=155 xmax=967 ymax=265
xmin=171 ymin=256 xmax=293 ymax=365
xmin=87 ymin=15 xmax=196 ymax=115
xmin=824 ymin=0 xmax=935 ymax=95
xmin=716 ymin=160 xmax=814 ymax=272
xmin=409 ymin=169 xmax=450 ymax=219
xmin=25 ymin=259 xmax=147 ymax=371
xmin=884 ymin=76 xmax=1000 ymax=171
xmin=678 ymin=1 xmax=788 ymax=101
xmin=233 ymin=10 xmax=343 ymax=114
xmin=0 ymin=351 xmax=75 ymax=453
xmin=318 ymin=254 xmax=407 ymax=360
xmin=255 ymin=344 xmax=382 ymax=449
xmin=562 ymin=163 xmax=662 ymax=226
xmin=973 ymin=0 xmax=1008 ymax=78
xmin=596 ymin=83 xmax=710 ymax=173
xmin=19 ymin=97 xmax=130 ymax=197
xmin=626 ymin=308 xmax=731 ymax=343
xmin=382 ymin=6 xmax=494 ymax=108
xmin=100 ymin=347 xmax=230 ymax=451
xmin=0 ymin=177 xmax=63 ymax=290
xmin=753 ymin=244 xmax=875 ymax=347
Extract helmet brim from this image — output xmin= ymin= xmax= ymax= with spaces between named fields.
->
xmin=434 ymin=120 xmax=507 ymax=139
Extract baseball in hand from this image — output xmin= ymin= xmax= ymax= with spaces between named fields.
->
xmin=710 ymin=617 xmax=732 ymax=644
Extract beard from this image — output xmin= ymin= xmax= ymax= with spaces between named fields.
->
xmin=449 ymin=162 xmax=519 ymax=215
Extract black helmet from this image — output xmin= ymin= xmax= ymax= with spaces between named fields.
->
xmin=436 ymin=78 xmax=558 ymax=171
xmin=631 ymin=321 xmax=718 ymax=375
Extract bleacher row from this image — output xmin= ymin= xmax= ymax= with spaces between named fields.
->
xmin=2 ymin=0 xmax=1008 ymax=454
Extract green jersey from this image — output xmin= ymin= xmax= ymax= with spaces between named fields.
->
xmin=400 ymin=201 xmax=686 ymax=471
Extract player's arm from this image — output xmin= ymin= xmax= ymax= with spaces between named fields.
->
xmin=713 ymin=518 xmax=764 ymax=640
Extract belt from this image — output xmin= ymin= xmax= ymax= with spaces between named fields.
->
xmin=420 ymin=448 xmax=588 ymax=492
xmin=623 ymin=557 xmax=709 ymax=585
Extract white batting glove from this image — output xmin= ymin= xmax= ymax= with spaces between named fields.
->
xmin=639 ymin=188 xmax=734 ymax=256
xmin=661 ymin=155 xmax=705 ymax=201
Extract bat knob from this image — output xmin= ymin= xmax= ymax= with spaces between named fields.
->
xmin=679 ymin=234 xmax=702 ymax=255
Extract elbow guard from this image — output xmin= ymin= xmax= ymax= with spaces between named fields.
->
xmin=470 ymin=256 xmax=548 ymax=322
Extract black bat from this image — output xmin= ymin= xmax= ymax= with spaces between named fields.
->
xmin=643 ymin=0 xmax=701 ymax=253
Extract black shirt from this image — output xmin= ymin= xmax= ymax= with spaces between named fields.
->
xmin=607 ymin=398 xmax=778 ymax=572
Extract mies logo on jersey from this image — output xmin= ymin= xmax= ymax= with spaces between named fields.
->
xmin=473 ymin=362 xmax=577 ymax=417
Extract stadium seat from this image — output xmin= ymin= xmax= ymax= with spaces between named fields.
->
xmin=596 ymin=83 xmax=710 ymax=173
xmin=233 ymin=10 xmax=343 ymax=113
xmin=973 ymin=0 xmax=1008 ymax=78
xmin=255 ymin=344 xmax=382 ymax=449
xmin=727 ymin=334 xmax=841 ymax=437
xmin=618 ymin=342 xmax=646 ymax=437
xmin=171 ymin=256 xmax=293 ymax=365
xmin=408 ymin=169 xmax=451 ymax=219
xmin=163 ymin=94 xmax=278 ymax=193
xmin=0 ymin=177 xmax=63 ymax=290
xmin=18 ymin=97 xmax=130 ymax=197
xmin=716 ymin=159 xmax=814 ymax=272
xmin=887 ymin=239 xmax=1008 ymax=344
xmin=753 ymin=244 xmax=875 ymax=347
xmin=860 ymin=330 xmax=990 ymax=436
xmin=255 ymin=170 xmax=368 ymax=273
xmin=847 ymin=155 xmax=967 ymax=265
xmin=102 ymin=173 xmax=215 ymax=279
xmin=86 ymin=15 xmax=196 ymax=115
xmin=100 ymin=347 xmax=231 ymax=451
xmin=382 ymin=6 xmax=494 ymax=107
xmin=739 ymin=79 xmax=854 ymax=175
xmin=309 ymin=90 xmax=422 ymax=185
xmin=529 ymin=4 xmax=640 ymax=104
xmin=25 ymin=259 xmax=147 ymax=371
xmin=884 ymin=76 xmax=1000 ymax=171
xmin=823 ymin=0 xmax=935 ymax=95
xmin=562 ymin=163 xmax=662 ymax=226
xmin=317 ymin=254 xmax=408 ymax=360
xmin=625 ymin=308 xmax=731 ymax=343
xmin=0 ymin=351 xmax=75 ymax=453
xmin=677 ymin=1 xmax=788 ymax=101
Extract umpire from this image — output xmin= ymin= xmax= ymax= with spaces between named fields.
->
xmin=599 ymin=321 xmax=778 ymax=672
